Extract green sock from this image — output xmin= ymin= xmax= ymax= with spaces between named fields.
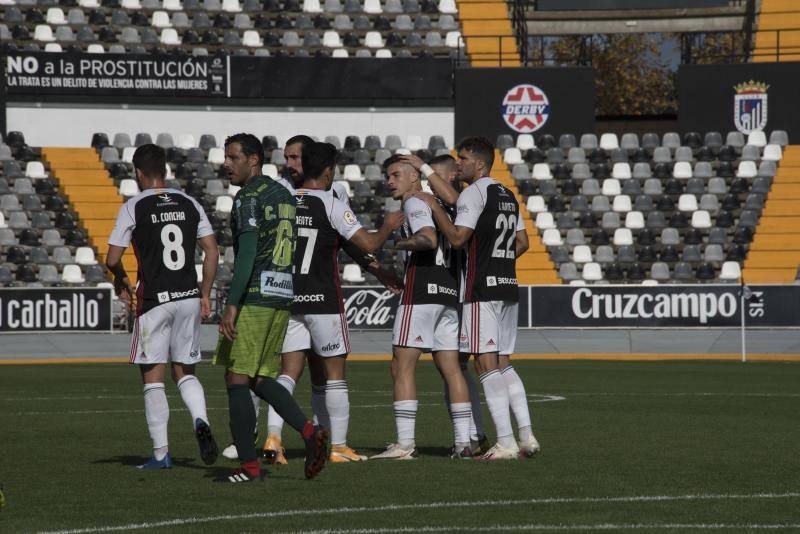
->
xmin=254 ymin=377 xmax=308 ymax=434
xmin=227 ymin=384 xmax=258 ymax=463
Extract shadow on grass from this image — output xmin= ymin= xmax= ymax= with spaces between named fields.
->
xmin=92 ymin=455 xmax=205 ymax=469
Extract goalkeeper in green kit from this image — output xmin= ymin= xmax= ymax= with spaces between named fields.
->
xmin=213 ymin=133 xmax=328 ymax=483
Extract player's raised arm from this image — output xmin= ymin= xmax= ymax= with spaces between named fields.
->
xmin=394 ymin=196 xmax=438 ymax=251
xmin=347 ymin=209 xmax=404 ymax=253
xmin=399 ymin=154 xmax=459 ymax=207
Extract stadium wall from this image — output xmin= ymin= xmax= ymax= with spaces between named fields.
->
xmin=6 ymin=104 xmax=455 ymax=148
xmin=678 ymin=62 xmax=800 ymax=140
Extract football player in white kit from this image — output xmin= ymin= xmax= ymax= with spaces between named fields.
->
xmin=370 ymin=154 xmax=474 ymax=460
xmin=106 ymin=144 xmax=219 ymax=469
xmin=415 ymin=137 xmax=541 ymax=460
xmin=281 ymin=142 xmax=403 ymax=462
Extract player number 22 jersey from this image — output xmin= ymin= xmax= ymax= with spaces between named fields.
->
xmin=454 ymin=177 xmax=523 ymax=303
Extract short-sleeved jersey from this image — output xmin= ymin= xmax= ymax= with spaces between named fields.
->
xmin=455 ymin=177 xmax=524 ymax=303
xmin=292 ymin=188 xmax=362 ymax=314
xmin=109 ymin=188 xmax=213 ymax=316
xmin=399 ymin=196 xmax=458 ymax=307
xmin=231 ymin=175 xmax=297 ymax=310
xmin=277 ymin=177 xmax=351 ymax=208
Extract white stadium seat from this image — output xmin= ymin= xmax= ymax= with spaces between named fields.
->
xmin=261 ymin=163 xmax=278 ymax=178
xmin=208 ymin=147 xmax=225 ymax=165
xmin=62 ymin=264 xmax=85 ymax=284
xmin=25 ymin=161 xmax=47 ymax=179
xmin=572 ymin=245 xmax=592 ymax=263
xmin=747 ymin=130 xmax=767 ymax=148
xmin=599 ymin=133 xmax=619 ymax=150
xmin=516 ymin=134 xmax=535 ymax=151
xmin=342 ymin=264 xmax=365 ymax=283
xmin=526 ymin=195 xmax=546 ymax=214
xmin=119 ymin=179 xmax=140 ymax=197
xmin=532 ymin=163 xmax=552 ymax=180
xmin=343 ymin=164 xmax=363 ymax=181
xmin=75 ymin=247 xmax=98 ymax=265
xmin=503 ymin=148 xmax=523 ymax=165
xmin=215 ymin=195 xmax=233 ymax=213
xmin=541 ymin=228 xmax=563 ymax=246
xmin=582 ymin=262 xmax=603 ymax=281
xmin=719 ymin=261 xmax=742 ymax=281
xmin=535 ymin=212 xmax=555 ymax=230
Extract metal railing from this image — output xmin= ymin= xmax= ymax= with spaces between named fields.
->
xmin=453 ymin=35 xmax=521 ymax=67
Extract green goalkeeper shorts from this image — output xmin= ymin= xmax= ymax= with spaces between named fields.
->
xmin=213 ymin=305 xmax=289 ymax=378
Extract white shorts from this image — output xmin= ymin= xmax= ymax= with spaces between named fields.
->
xmin=459 ymin=301 xmax=518 ymax=356
xmin=280 ymin=313 xmax=350 ymax=357
xmin=392 ymin=303 xmax=459 ymax=352
xmin=130 ymin=298 xmax=202 ymax=365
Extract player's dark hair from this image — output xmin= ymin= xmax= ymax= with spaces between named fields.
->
xmin=381 ymin=154 xmax=420 ymax=177
xmin=429 ymin=154 xmax=461 ymax=192
xmin=302 ymin=141 xmax=338 ymax=180
xmin=132 ymin=144 xmax=166 ymax=180
xmin=456 ymin=136 xmax=495 ymax=170
xmin=285 ymin=134 xmax=314 ymax=150
xmin=225 ymin=133 xmax=264 ymax=167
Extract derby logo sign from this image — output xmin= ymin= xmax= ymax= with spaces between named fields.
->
xmin=501 ymin=84 xmax=550 ymax=133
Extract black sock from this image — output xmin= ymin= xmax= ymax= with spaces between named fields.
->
xmin=254 ymin=377 xmax=309 ymax=434
xmin=227 ymin=384 xmax=258 ymax=463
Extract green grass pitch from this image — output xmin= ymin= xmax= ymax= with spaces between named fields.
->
xmin=1 ymin=360 xmax=799 ymax=533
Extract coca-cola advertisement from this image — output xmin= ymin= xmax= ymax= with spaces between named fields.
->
xmin=342 ymin=287 xmax=399 ymax=330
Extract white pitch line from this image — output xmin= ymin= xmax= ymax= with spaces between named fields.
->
xmin=282 ymin=524 xmax=800 ymax=534
xmin=36 ymin=492 xmax=800 ymax=534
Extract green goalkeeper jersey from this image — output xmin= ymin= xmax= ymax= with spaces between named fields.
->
xmin=230 ymin=175 xmax=296 ymax=310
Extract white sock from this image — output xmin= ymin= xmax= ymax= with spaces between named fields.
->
xmin=464 ymin=365 xmax=485 ymax=440
xmin=501 ymin=366 xmax=533 ymax=441
xmin=250 ymin=389 xmax=260 ymax=435
xmin=326 ymin=380 xmax=349 ymax=446
xmin=266 ymin=374 xmax=295 ymax=439
xmin=479 ymin=370 xmax=515 ymax=449
xmin=143 ymin=383 xmax=169 ymax=457
xmin=176 ymin=375 xmax=208 ymax=428
xmin=311 ymin=384 xmax=329 ymax=429
xmin=450 ymin=402 xmax=471 ymax=448
xmin=394 ymin=400 xmax=418 ymax=448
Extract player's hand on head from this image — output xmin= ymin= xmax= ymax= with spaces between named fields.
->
xmin=220 ymin=304 xmax=239 ymax=341
xmin=200 ymin=296 xmax=211 ymax=320
xmin=383 ymin=210 xmax=404 ymax=231
xmin=398 ymin=154 xmax=424 ymax=170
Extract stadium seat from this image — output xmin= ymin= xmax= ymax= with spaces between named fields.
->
xmin=612 ymin=195 xmax=631 ymax=213
xmin=215 ymin=195 xmax=233 ymax=213
xmin=601 ymin=179 xmax=621 ymax=196
xmin=673 ymin=161 xmax=692 ymax=179
xmin=599 ymin=133 xmax=619 ymax=151
xmin=61 ymin=264 xmax=85 ymax=284
xmin=582 ymin=262 xmax=602 ymax=281
xmin=532 ymin=163 xmax=552 ymax=180
xmin=612 ymin=228 xmax=633 ymax=246
xmin=611 ymin=163 xmax=631 ymax=180
xmin=736 ymin=161 xmax=757 ymax=178
xmin=46 ymin=7 xmax=66 ymax=24
xmin=34 ymin=24 xmax=55 ymax=42
xmin=762 ymin=144 xmax=782 ymax=162
xmin=541 ymin=228 xmax=563 ymax=247
xmin=572 ymin=245 xmax=592 ymax=263
xmin=719 ymin=261 xmax=741 ymax=281
xmin=747 ymin=130 xmax=767 ymax=148
xmin=343 ymin=164 xmax=363 ymax=181
xmin=24 ymin=161 xmax=47 ymax=179
xmin=74 ymin=247 xmax=97 ymax=265
xmin=503 ymin=148 xmax=523 ymax=165
xmin=535 ymin=212 xmax=555 ymax=230
xmin=152 ymin=10 xmax=171 ymax=27
xmin=119 ymin=179 xmax=140 ymax=197
xmin=342 ymin=263 xmax=365 ymax=283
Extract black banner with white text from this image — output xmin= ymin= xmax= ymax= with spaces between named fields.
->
xmin=0 ymin=287 xmax=113 ymax=332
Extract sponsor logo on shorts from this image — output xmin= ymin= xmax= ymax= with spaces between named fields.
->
xmin=157 ymin=291 xmax=170 ymax=303
xmin=427 ymin=283 xmax=438 ymax=294
xmin=486 ymin=276 xmax=497 ymax=287
xmin=190 ymin=350 xmax=199 ymax=358
xmin=415 ymin=335 xmax=424 ymax=343
xmin=487 ymin=338 xmax=496 ymax=347
xmin=170 ymin=288 xmax=199 ymax=299
xmin=321 ymin=341 xmax=340 ymax=352
xmin=460 ymin=334 xmax=468 ymax=342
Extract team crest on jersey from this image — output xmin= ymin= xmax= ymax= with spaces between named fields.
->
xmin=502 ymin=84 xmax=550 ymax=133
xmin=733 ymin=80 xmax=768 ymax=134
